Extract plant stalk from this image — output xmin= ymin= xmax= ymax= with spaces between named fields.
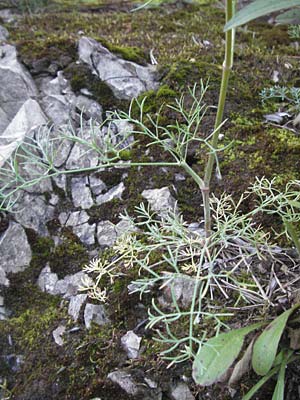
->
xmin=202 ymin=0 xmax=236 ymax=236
xmin=284 ymin=220 xmax=300 ymax=257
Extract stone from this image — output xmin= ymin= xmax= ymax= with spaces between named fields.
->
xmin=0 ymin=25 xmax=9 ymax=41
xmin=0 ymin=267 xmax=9 ymax=287
xmin=107 ymin=371 xmax=139 ymax=396
xmin=52 ymin=325 xmax=66 ymax=346
xmin=65 ymin=129 xmax=99 ymax=170
xmin=78 ymin=36 xmax=158 ymax=100
xmin=73 ymin=95 xmax=103 ymax=122
xmin=13 ymin=193 xmax=55 ymax=236
xmin=97 ymin=221 xmax=117 ymax=247
xmin=37 ymin=265 xmax=59 ymax=294
xmin=71 ymin=176 xmax=94 ymax=209
xmin=142 ymin=187 xmax=177 ymax=217
xmin=160 ymin=274 xmax=196 ymax=309
xmin=0 ymin=99 xmax=47 ymax=167
xmin=89 ymin=174 xmax=107 ymax=196
xmin=0 ymin=44 xmax=38 ymax=134
xmin=68 ymin=294 xmax=88 ymax=321
xmin=108 ymin=370 xmax=162 ymax=400
xmin=96 ymin=182 xmax=125 ymax=205
xmin=101 ymin=117 xmax=134 ymax=151
xmin=0 ymin=222 xmax=32 ymax=275
xmin=121 ymin=330 xmax=141 ymax=359
xmin=59 ymin=210 xmax=95 ymax=245
xmin=84 ymin=303 xmax=110 ymax=329
xmin=170 ymin=382 xmax=195 ymax=400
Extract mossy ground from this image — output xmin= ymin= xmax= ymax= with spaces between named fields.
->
xmin=1 ymin=1 xmax=300 ymax=399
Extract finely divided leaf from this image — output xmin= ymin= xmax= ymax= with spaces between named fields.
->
xmin=193 ymin=323 xmax=263 ymax=386
xmin=252 ymin=305 xmax=299 ymax=376
xmin=224 ymin=0 xmax=300 ymax=31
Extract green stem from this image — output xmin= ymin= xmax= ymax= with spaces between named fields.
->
xmin=284 ymin=220 xmax=300 ymax=257
xmin=202 ymin=0 xmax=236 ymax=235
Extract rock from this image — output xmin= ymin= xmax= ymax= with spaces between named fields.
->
xmin=73 ymin=95 xmax=103 ymax=122
xmin=101 ymin=117 xmax=134 ymax=150
xmin=89 ymin=174 xmax=107 ymax=196
xmin=96 ymin=182 xmax=125 ymax=205
xmin=97 ymin=220 xmax=117 ymax=247
xmin=160 ymin=274 xmax=196 ymax=309
xmin=142 ymin=187 xmax=177 ymax=217
xmin=108 ymin=370 xmax=162 ymax=400
xmin=52 ymin=325 xmax=66 ymax=346
xmin=0 ymin=25 xmax=9 ymax=41
xmin=37 ymin=265 xmax=59 ymax=294
xmin=0 ymin=44 xmax=38 ymax=134
xmin=0 ymin=267 xmax=9 ymax=287
xmin=0 ymin=222 xmax=32 ymax=276
xmin=0 ymin=99 xmax=47 ymax=167
xmin=59 ymin=210 xmax=95 ymax=245
xmin=108 ymin=371 xmax=139 ymax=396
xmin=78 ymin=36 xmax=158 ymax=100
xmin=121 ymin=330 xmax=141 ymax=359
xmin=13 ymin=193 xmax=55 ymax=236
xmin=68 ymin=294 xmax=88 ymax=321
xmin=170 ymin=382 xmax=194 ymax=400
xmin=71 ymin=176 xmax=94 ymax=209
xmin=65 ymin=128 xmax=100 ymax=170
xmin=39 ymin=73 xmax=76 ymax=125
xmin=38 ymin=266 xmax=92 ymax=298
xmin=84 ymin=303 xmax=110 ymax=329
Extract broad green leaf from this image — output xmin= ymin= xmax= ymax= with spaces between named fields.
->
xmin=252 ymin=305 xmax=300 ymax=376
xmin=224 ymin=0 xmax=300 ymax=31
xmin=271 ymin=351 xmax=291 ymax=400
xmin=276 ymin=8 xmax=300 ymax=24
xmin=192 ymin=323 xmax=263 ymax=386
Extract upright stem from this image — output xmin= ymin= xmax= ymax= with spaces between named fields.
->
xmin=202 ymin=0 xmax=236 ymax=236
xmin=284 ymin=220 xmax=300 ymax=257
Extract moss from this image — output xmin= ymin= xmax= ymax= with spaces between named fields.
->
xmin=64 ymin=63 xmax=127 ymax=111
xmin=50 ymin=237 xmax=89 ymax=278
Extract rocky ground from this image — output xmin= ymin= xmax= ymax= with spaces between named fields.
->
xmin=0 ymin=0 xmax=300 ymax=399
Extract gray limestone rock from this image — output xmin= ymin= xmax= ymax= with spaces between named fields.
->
xmin=65 ymin=129 xmax=99 ymax=170
xmin=52 ymin=325 xmax=66 ymax=346
xmin=170 ymin=382 xmax=195 ymax=400
xmin=0 ymin=222 xmax=32 ymax=275
xmin=84 ymin=303 xmax=110 ymax=329
xmin=13 ymin=193 xmax=55 ymax=236
xmin=89 ymin=174 xmax=107 ymax=196
xmin=107 ymin=371 xmax=139 ymax=396
xmin=121 ymin=330 xmax=141 ymax=359
xmin=74 ymin=95 xmax=103 ymax=122
xmin=0 ymin=44 xmax=38 ymax=134
xmin=0 ymin=267 xmax=9 ymax=287
xmin=59 ymin=210 xmax=95 ymax=245
xmin=142 ymin=187 xmax=177 ymax=217
xmin=71 ymin=176 xmax=94 ymax=209
xmin=108 ymin=370 xmax=162 ymax=400
xmin=37 ymin=265 xmax=59 ymax=294
xmin=78 ymin=36 xmax=158 ymax=100
xmin=97 ymin=220 xmax=117 ymax=247
xmin=96 ymin=182 xmax=125 ymax=205
xmin=0 ymin=25 xmax=9 ymax=41
xmin=0 ymin=99 xmax=47 ymax=167
xmin=68 ymin=294 xmax=88 ymax=321
xmin=160 ymin=274 xmax=196 ymax=309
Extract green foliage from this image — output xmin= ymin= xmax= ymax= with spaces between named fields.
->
xmin=260 ymin=85 xmax=300 ymax=115
xmin=225 ymin=0 xmax=300 ymax=31
xmin=192 ymin=323 xmax=264 ymax=385
xmin=193 ymin=305 xmax=300 ymax=400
